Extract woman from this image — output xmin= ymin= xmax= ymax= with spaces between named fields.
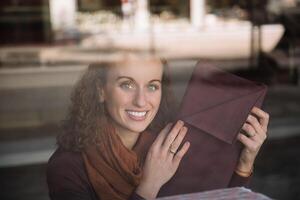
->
xmin=47 ymin=54 xmax=269 ymax=200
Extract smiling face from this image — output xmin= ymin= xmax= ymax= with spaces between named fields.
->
xmin=100 ymin=58 xmax=163 ymax=136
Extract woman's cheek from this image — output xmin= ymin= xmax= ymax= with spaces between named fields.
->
xmin=151 ymin=92 xmax=162 ymax=110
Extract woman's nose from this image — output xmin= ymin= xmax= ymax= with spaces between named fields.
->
xmin=133 ymin=89 xmax=147 ymax=107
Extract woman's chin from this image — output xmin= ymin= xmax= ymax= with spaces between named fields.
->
xmin=124 ymin=114 xmax=154 ymax=133
xmin=126 ymin=123 xmax=149 ymax=134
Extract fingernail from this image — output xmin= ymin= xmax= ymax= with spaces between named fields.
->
xmin=178 ymin=120 xmax=184 ymax=125
xmin=167 ymin=123 xmax=173 ymax=129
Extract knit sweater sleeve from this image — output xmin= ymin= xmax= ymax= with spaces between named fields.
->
xmin=129 ymin=192 xmax=146 ymax=200
xmin=228 ymin=172 xmax=252 ymax=188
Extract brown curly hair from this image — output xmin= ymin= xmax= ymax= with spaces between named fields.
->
xmin=57 ymin=57 xmax=176 ymax=152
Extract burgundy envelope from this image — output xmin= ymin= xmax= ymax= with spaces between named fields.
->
xmin=158 ymin=62 xmax=267 ymax=197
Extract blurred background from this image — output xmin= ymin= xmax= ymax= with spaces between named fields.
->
xmin=0 ymin=0 xmax=300 ymax=199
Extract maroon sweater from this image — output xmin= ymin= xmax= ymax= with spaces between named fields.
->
xmin=47 ymin=148 xmax=251 ymax=200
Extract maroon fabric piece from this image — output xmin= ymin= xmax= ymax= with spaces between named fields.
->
xmin=158 ymin=62 xmax=267 ymax=197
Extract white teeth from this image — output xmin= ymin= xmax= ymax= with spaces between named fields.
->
xmin=127 ymin=111 xmax=147 ymax=117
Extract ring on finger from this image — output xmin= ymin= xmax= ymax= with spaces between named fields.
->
xmin=169 ymin=144 xmax=177 ymax=154
xmin=169 ymin=148 xmax=176 ymax=154
xmin=248 ymin=131 xmax=256 ymax=138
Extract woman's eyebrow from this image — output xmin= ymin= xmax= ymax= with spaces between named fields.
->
xmin=116 ymin=76 xmax=134 ymax=81
xmin=116 ymin=76 xmax=161 ymax=83
xmin=149 ymin=79 xmax=161 ymax=83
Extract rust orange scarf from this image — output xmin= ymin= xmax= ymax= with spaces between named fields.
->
xmin=82 ymin=126 xmax=155 ymax=200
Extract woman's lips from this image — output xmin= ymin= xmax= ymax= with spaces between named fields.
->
xmin=126 ymin=110 xmax=148 ymax=121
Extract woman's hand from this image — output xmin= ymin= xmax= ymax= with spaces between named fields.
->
xmin=236 ymin=107 xmax=269 ymax=176
xmin=136 ymin=120 xmax=190 ymax=199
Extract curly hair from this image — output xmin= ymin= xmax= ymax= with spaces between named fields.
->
xmin=57 ymin=57 xmax=176 ymax=152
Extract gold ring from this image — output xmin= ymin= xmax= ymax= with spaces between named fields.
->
xmin=249 ymin=132 xmax=256 ymax=137
xmin=169 ymin=148 xmax=176 ymax=154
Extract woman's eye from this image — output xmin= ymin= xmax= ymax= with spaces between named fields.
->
xmin=148 ymin=84 xmax=159 ymax=92
xmin=120 ymin=82 xmax=134 ymax=90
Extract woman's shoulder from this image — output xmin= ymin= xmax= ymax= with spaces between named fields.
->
xmin=47 ymin=147 xmax=88 ymax=180
xmin=48 ymin=148 xmax=82 ymax=169
xmin=47 ymin=148 xmax=99 ymax=199
xmin=47 ymin=148 xmax=93 ymax=194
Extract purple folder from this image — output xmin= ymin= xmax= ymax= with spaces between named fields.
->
xmin=158 ymin=62 xmax=267 ymax=196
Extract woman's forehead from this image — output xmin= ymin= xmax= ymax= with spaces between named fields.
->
xmin=107 ymin=58 xmax=163 ymax=81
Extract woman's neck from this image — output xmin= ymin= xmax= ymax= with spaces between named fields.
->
xmin=115 ymin=129 xmax=140 ymax=150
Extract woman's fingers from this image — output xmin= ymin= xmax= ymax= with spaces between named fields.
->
xmin=238 ymin=107 xmax=269 ymax=155
xmin=241 ymin=123 xmax=256 ymax=138
xmin=162 ymin=120 xmax=184 ymax=152
xmin=246 ymin=113 xmax=268 ymax=142
xmin=246 ymin=115 xmax=263 ymax=134
xmin=237 ymin=133 xmax=260 ymax=153
xmin=251 ymin=107 xmax=270 ymax=132
xmin=167 ymin=126 xmax=188 ymax=160
xmin=172 ymin=142 xmax=190 ymax=166
xmin=152 ymin=123 xmax=173 ymax=147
